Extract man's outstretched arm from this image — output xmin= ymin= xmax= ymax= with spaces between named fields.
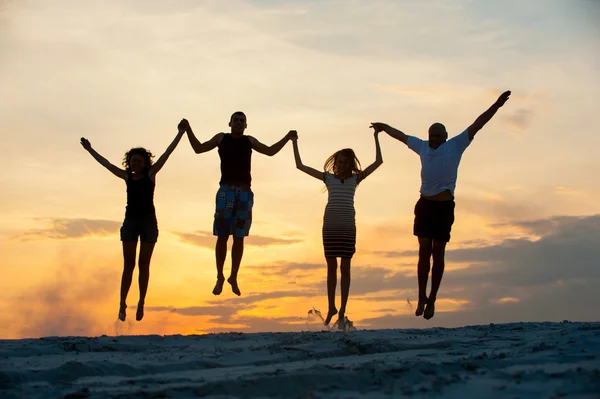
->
xmin=184 ymin=119 xmax=223 ymax=154
xmin=370 ymin=122 xmax=409 ymax=145
xmin=467 ymin=90 xmax=511 ymax=140
xmin=249 ymin=130 xmax=297 ymax=156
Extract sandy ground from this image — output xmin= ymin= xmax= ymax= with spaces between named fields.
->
xmin=1 ymin=321 xmax=599 ymax=398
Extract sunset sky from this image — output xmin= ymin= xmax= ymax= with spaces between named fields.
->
xmin=1 ymin=0 xmax=599 ymax=339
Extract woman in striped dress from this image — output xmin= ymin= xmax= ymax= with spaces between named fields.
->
xmin=291 ymin=129 xmax=383 ymax=327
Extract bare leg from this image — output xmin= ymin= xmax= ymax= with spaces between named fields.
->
xmin=416 ymin=237 xmax=432 ymax=317
xmin=338 ymin=258 xmax=351 ymax=320
xmin=227 ymin=236 xmax=244 ymax=296
xmin=324 ymin=257 xmax=338 ymax=325
xmin=424 ymin=239 xmax=447 ymax=320
xmin=136 ymin=242 xmax=155 ymax=321
xmin=213 ymin=236 xmax=229 ymax=295
xmin=119 ymin=241 xmax=137 ymax=321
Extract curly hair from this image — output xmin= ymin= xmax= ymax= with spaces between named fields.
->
xmin=122 ymin=147 xmax=154 ymax=173
xmin=323 ymin=148 xmax=363 ymax=182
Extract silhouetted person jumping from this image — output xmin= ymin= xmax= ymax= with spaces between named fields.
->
xmin=80 ymin=120 xmax=185 ymax=321
xmin=182 ymin=113 xmax=297 ymax=296
xmin=291 ymin=129 xmax=383 ymax=328
xmin=371 ymin=90 xmax=511 ymax=320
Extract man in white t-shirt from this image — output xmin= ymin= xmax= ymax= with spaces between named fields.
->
xmin=371 ymin=90 xmax=511 ymax=320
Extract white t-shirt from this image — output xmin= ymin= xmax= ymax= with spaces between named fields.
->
xmin=407 ymin=129 xmax=472 ymax=197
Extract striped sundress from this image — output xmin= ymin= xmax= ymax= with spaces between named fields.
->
xmin=322 ymin=172 xmax=358 ymax=258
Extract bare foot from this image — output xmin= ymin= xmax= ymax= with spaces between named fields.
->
xmin=227 ymin=277 xmax=241 ymax=296
xmin=136 ymin=302 xmax=144 ymax=321
xmin=415 ymin=297 xmax=428 ymax=317
xmin=324 ymin=308 xmax=338 ymax=325
xmin=212 ymin=277 xmax=225 ymax=295
xmin=336 ymin=315 xmax=346 ymax=331
xmin=423 ymin=300 xmax=435 ymax=320
xmin=118 ymin=303 xmax=126 ymax=322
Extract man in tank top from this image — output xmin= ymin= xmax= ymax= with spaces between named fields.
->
xmin=371 ymin=90 xmax=511 ymax=320
xmin=182 ymin=113 xmax=297 ymax=296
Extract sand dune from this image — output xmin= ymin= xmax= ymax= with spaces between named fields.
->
xmin=1 ymin=321 xmax=599 ymax=398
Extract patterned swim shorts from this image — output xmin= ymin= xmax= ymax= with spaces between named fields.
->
xmin=213 ymin=184 xmax=254 ymax=238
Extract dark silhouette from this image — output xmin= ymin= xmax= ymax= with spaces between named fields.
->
xmin=80 ymin=121 xmax=185 ymax=321
xmin=182 ymin=113 xmax=297 ymax=296
xmin=371 ymin=90 xmax=511 ymax=320
xmin=292 ymin=129 xmax=383 ymax=328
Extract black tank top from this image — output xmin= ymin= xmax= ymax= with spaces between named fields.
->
xmin=218 ymin=134 xmax=252 ymax=186
xmin=125 ymin=173 xmax=156 ymax=217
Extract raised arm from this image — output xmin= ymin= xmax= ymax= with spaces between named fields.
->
xmin=185 ymin=119 xmax=223 ymax=154
xmin=80 ymin=138 xmax=127 ymax=179
xmin=148 ymin=120 xmax=186 ymax=178
xmin=291 ymin=136 xmax=324 ymax=181
xmin=467 ymin=90 xmax=511 ymax=140
xmin=359 ymin=131 xmax=383 ymax=183
xmin=370 ymin=122 xmax=409 ymax=145
xmin=249 ymin=130 xmax=297 ymax=156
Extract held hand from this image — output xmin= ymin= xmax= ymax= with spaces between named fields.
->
xmin=370 ymin=122 xmax=387 ymax=133
xmin=80 ymin=137 xmax=92 ymax=151
xmin=178 ymin=118 xmax=190 ymax=133
xmin=287 ymin=130 xmax=298 ymax=141
xmin=495 ymin=90 xmax=511 ymax=107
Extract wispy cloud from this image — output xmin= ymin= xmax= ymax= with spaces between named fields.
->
xmin=172 ymin=230 xmax=302 ymax=249
xmin=506 ymin=108 xmax=534 ymax=132
xmin=368 ymin=250 xmax=417 ymax=258
xmin=246 ymin=261 xmax=323 ymax=278
xmin=491 ymin=214 xmax=600 ymax=238
xmin=206 ymin=289 xmax=320 ymax=307
xmin=12 ymin=218 xmax=120 ymax=241
xmin=145 ymin=305 xmax=240 ymax=324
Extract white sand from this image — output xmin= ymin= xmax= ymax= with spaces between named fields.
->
xmin=1 ymin=321 xmax=599 ymax=398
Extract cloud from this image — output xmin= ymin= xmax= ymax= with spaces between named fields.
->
xmin=205 ymin=289 xmax=320 ymax=307
xmin=492 ymin=214 xmax=598 ymax=237
xmin=12 ymin=213 xmax=594 ymax=337
xmin=12 ymin=218 xmax=121 ymax=241
xmin=360 ymin=278 xmax=600 ymax=329
xmin=246 ymin=261 xmax=324 ymax=278
xmin=145 ymin=305 xmax=240 ymax=324
xmin=146 ymin=295 xmax=319 ymax=332
xmin=445 ymin=215 xmax=600 ymax=288
xmin=505 ymin=108 xmax=534 ymax=131
xmin=358 ymin=214 xmax=600 ymax=328
xmin=173 ymin=230 xmax=302 ymax=249
xmin=170 ymin=213 xmax=600 ymax=331
xmin=369 ymin=250 xmax=417 ymax=258
xmin=458 ymin=195 xmax=545 ymax=222
xmin=201 ymin=314 xmax=313 ymax=334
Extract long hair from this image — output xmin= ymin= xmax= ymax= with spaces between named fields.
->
xmin=122 ymin=147 xmax=154 ymax=174
xmin=324 ymin=148 xmax=363 ymax=182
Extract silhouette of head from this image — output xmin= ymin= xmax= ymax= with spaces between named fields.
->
xmin=428 ymin=123 xmax=448 ymax=149
xmin=324 ymin=148 xmax=362 ymax=180
xmin=123 ymin=147 xmax=154 ymax=175
xmin=229 ymin=111 xmax=247 ymax=136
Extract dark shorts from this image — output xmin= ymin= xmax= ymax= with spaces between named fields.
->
xmin=413 ymin=197 xmax=455 ymax=242
xmin=213 ymin=184 xmax=254 ymax=238
xmin=120 ymin=214 xmax=159 ymax=243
